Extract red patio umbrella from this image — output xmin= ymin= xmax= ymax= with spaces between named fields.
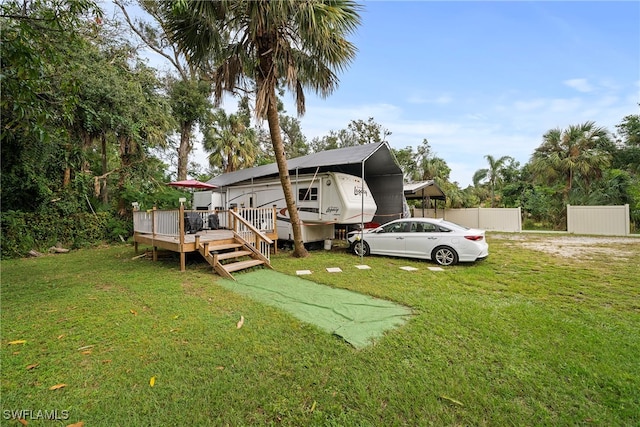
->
xmin=167 ymin=179 xmax=217 ymax=189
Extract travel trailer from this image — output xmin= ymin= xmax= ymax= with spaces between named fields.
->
xmin=193 ymin=172 xmax=377 ymax=243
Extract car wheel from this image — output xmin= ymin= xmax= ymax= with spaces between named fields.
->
xmin=353 ymin=241 xmax=370 ymax=256
xmin=432 ymin=246 xmax=458 ymax=266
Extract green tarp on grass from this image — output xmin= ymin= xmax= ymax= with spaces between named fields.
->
xmin=219 ymin=270 xmax=412 ymax=348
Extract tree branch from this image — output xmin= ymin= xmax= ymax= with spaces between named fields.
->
xmin=113 ymin=0 xmax=188 ymax=80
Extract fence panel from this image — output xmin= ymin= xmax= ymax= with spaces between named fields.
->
xmin=567 ymin=204 xmax=630 ymax=236
xmin=412 ymin=207 xmax=522 ymax=231
xmin=479 ymin=208 xmax=522 ymax=232
xmin=412 ymin=205 xmax=630 ymax=235
xmin=443 ymin=209 xmax=480 ymax=228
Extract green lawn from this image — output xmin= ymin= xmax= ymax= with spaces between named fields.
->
xmin=2 ymin=234 xmax=639 ymax=426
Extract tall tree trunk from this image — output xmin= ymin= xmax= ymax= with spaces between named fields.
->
xmin=63 ymin=167 xmax=71 ymax=187
xmin=100 ymin=133 xmax=108 ymax=204
xmin=177 ymin=121 xmax=192 ymax=181
xmin=117 ymin=136 xmax=134 ymax=216
xmin=266 ymin=88 xmax=308 ymax=258
xmin=490 ymin=178 xmax=496 ymax=208
xmin=564 ymin=169 xmax=573 ymax=204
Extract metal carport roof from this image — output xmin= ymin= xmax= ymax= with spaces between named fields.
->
xmin=206 ymin=142 xmax=401 ymax=187
xmin=403 ymin=180 xmax=447 ymax=201
xmin=206 ymin=142 xmax=405 ymax=224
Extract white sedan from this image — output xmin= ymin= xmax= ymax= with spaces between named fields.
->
xmin=347 ymin=218 xmax=489 ymax=266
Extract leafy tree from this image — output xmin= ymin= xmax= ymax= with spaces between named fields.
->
xmin=392 ymin=140 xmax=456 ymax=211
xmin=64 ymin=24 xmax=157 ymax=205
xmin=310 ymin=117 xmax=390 ymax=152
xmin=117 ymin=63 xmax=174 ymax=213
xmin=392 ymin=146 xmax=419 ymax=182
xmin=1 ymin=0 xmax=101 ymax=212
xmin=279 ymin=115 xmax=309 ymax=159
xmin=347 ymin=117 xmax=391 ymax=144
xmin=614 ymin=112 xmax=640 ymax=174
xmin=114 ymin=0 xmax=214 ymax=181
xmin=1 ymin=0 xmax=101 ymax=141
xmin=163 ymin=0 xmax=362 ymax=257
xmin=309 ymin=128 xmax=356 ymax=152
xmin=256 ymin=112 xmax=310 ymax=162
xmin=472 ymin=155 xmax=515 ymax=207
xmin=530 ymin=121 xmax=613 ymax=203
xmin=410 ymin=139 xmax=451 ymax=184
xmin=203 ymin=109 xmax=258 ymax=173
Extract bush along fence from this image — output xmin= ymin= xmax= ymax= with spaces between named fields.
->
xmin=1 ymin=211 xmax=131 ymax=259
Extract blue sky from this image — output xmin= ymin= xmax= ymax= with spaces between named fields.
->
xmin=273 ymin=1 xmax=640 ymax=187
xmin=116 ymin=1 xmax=639 ymax=186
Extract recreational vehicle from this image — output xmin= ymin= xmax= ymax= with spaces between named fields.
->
xmin=193 ymin=172 xmax=377 ymax=244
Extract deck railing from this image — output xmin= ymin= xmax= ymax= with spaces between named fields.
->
xmin=133 ymin=207 xmax=276 ymax=235
xmin=231 ymin=208 xmax=275 ymax=232
xmin=133 ymin=206 xmax=275 ymax=260
xmin=133 ymin=209 xmax=180 ymax=236
xmin=133 ymin=211 xmax=153 ymax=234
xmin=228 ymin=210 xmax=273 ymax=262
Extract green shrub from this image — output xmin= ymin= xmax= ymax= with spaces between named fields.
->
xmin=0 ymin=210 xmax=126 ymax=259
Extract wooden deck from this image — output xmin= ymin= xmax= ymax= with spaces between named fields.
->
xmin=134 ymin=229 xmax=237 ymax=253
xmin=132 ymin=205 xmax=276 ymax=277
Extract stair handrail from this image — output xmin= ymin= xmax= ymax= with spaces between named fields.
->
xmin=229 ymin=210 xmax=274 ymax=245
xmin=228 ymin=210 xmax=273 ymax=263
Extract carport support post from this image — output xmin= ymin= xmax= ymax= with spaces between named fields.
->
xmin=360 ymin=160 xmax=365 ymax=262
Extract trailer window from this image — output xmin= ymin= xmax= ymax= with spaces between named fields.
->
xmin=298 ymin=187 xmax=318 ymax=201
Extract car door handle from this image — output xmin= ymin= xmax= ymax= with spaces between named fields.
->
xmin=427 ymin=237 xmax=437 ymax=240
xmin=396 ymin=237 xmax=404 ymax=240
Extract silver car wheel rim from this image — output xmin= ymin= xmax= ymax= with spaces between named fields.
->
xmin=436 ymin=249 xmax=454 ymax=265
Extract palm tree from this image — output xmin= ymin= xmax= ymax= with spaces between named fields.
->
xmin=203 ymin=109 xmax=257 ymax=173
xmin=530 ymin=121 xmax=612 ymax=202
xmin=162 ymin=0 xmax=361 ymax=257
xmin=473 ymin=155 xmax=513 ymax=207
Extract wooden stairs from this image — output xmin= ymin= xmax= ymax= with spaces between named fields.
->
xmin=198 ymin=237 xmax=272 ymax=280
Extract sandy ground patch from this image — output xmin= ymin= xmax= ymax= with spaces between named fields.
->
xmin=491 ymin=233 xmax=640 ymax=260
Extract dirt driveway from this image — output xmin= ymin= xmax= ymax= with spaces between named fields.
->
xmin=490 ymin=233 xmax=640 ymax=261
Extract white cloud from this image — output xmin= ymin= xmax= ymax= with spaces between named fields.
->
xmin=563 ymin=78 xmax=593 ymax=93
xmin=188 ymin=82 xmax=637 ymax=185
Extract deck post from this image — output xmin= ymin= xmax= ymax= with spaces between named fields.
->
xmin=151 ymin=206 xmax=157 ymax=248
xmin=179 ymin=202 xmax=185 ymax=247
xmin=179 ymin=201 xmax=185 ymax=271
xmin=272 ymin=205 xmax=278 ymax=254
xmin=232 ymin=207 xmax=238 ymax=232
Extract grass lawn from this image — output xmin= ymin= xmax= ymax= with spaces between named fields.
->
xmin=1 ymin=234 xmax=639 ymax=426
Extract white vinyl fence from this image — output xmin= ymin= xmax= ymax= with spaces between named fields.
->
xmin=412 ymin=204 xmax=631 ymax=236
xmin=412 ymin=207 xmax=522 ymax=232
xmin=567 ymin=204 xmax=630 ymax=236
